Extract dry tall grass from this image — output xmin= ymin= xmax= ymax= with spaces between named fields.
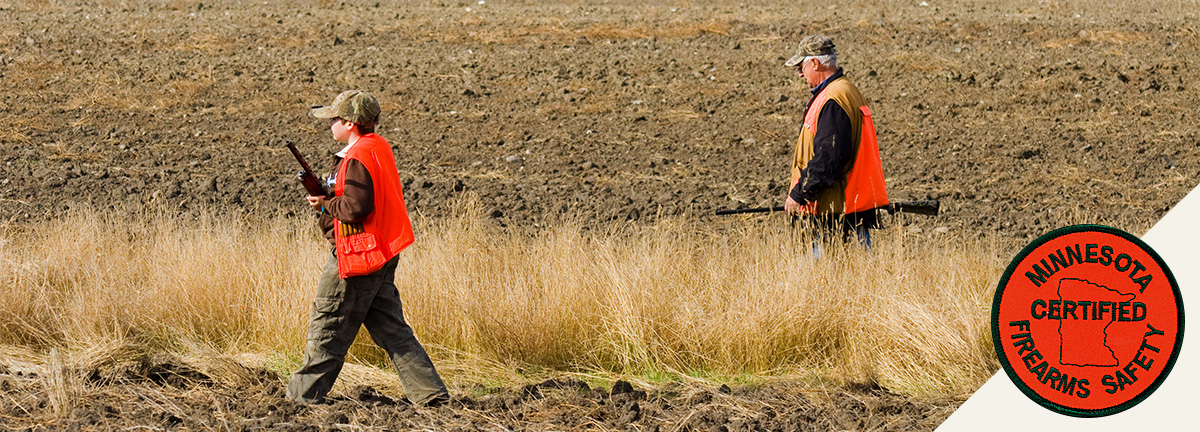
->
xmin=0 ymin=204 xmax=1002 ymax=397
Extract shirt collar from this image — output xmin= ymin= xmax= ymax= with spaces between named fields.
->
xmin=810 ymin=68 xmax=845 ymax=96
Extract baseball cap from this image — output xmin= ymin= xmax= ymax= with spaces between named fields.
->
xmin=310 ymin=90 xmax=380 ymax=127
xmin=784 ymin=35 xmax=836 ymax=67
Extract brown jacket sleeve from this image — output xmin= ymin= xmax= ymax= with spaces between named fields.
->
xmin=319 ymin=157 xmax=374 ymax=244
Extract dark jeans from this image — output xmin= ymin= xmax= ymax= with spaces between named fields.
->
xmin=796 ymin=211 xmax=876 ymax=258
xmin=286 ymin=252 xmax=448 ymax=405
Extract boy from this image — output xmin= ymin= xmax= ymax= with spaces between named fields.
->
xmin=287 ymin=90 xmax=449 ymax=406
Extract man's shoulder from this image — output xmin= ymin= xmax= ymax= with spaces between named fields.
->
xmin=826 ymin=76 xmax=861 ymax=94
xmin=823 ymin=76 xmax=867 ymax=110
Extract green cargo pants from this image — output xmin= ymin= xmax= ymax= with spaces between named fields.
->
xmin=286 ymin=251 xmax=448 ymax=405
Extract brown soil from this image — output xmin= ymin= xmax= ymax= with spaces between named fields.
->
xmin=0 ymin=355 xmax=958 ymax=431
xmin=2 ymin=0 xmax=1197 ymax=429
xmin=3 ymin=0 xmax=1197 ymax=239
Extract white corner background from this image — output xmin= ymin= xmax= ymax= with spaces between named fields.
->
xmin=936 ymin=185 xmax=1200 ymax=431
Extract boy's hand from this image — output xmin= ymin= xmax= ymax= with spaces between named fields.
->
xmin=306 ymin=195 xmax=325 ymax=211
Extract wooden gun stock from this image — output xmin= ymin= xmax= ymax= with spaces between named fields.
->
xmin=885 ymin=200 xmax=939 ymax=216
xmin=286 ymin=140 xmax=329 ymax=197
xmin=715 ymin=200 xmax=940 ymax=216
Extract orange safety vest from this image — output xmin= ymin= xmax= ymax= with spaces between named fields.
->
xmin=793 ymin=79 xmax=889 ymax=214
xmin=333 ymin=134 xmax=415 ymax=278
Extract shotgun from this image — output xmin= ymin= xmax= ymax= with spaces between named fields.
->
xmin=285 ymin=140 xmax=329 ymax=197
xmin=715 ymin=200 xmax=940 ymax=216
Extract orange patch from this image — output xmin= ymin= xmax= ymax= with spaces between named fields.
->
xmin=992 ymin=225 xmax=1184 ymax=417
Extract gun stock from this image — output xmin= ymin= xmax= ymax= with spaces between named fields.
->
xmin=286 ymin=140 xmax=329 ymax=197
xmin=715 ymin=200 xmax=940 ymax=216
xmin=885 ymin=200 xmax=939 ymax=216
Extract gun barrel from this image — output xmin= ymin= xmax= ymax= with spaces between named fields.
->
xmin=714 ymin=206 xmax=785 ymax=215
xmin=286 ymin=140 xmax=329 ymax=197
xmin=715 ymin=200 xmax=940 ymax=216
xmin=286 ymin=141 xmax=317 ymax=176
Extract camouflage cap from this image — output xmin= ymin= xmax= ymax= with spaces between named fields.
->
xmin=784 ymin=35 xmax=836 ymax=67
xmin=310 ymin=90 xmax=380 ymax=127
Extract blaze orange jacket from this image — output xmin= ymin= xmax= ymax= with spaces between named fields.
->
xmin=789 ymin=72 xmax=888 ymax=215
xmin=332 ymin=134 xmax=415 ymax=278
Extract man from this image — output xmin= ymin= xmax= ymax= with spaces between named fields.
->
xmin=782 ymin=35 xmax=889 ymax=252
xmin=287 ymin=90 xmax=449 ymax=406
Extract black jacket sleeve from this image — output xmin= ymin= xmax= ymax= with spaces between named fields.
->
xmin=789 ymin=100 xmax=854 ymax=204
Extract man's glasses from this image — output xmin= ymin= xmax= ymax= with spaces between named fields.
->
xmin=794 ymin=56 xmax=816 ymax=70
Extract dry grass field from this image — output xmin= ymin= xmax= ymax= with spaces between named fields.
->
xmin=0 ymin=201 xmax=1003 ymax=429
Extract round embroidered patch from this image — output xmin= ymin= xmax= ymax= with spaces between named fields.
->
xmin=991 ymin=225 xmax=1184 ymax=417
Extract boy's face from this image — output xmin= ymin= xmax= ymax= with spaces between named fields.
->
xmin=329 ymin=117 xmax=353 ymax=143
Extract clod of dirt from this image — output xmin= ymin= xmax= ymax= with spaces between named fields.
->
xmin=322 ymin=411 xmax=349 ymax=426
xmin=616 ymin=401 xmax=642 ymax=424
xmin=347 ymin=385 xmax=396 ymax=406
xmin=153 ymin=411 xmax=182 ymax=427
xmin=83 ymin=353 xmax=210 ymax=388
xmin=846 ymin=379 xmax=893 ymax=396
xmin=610 ymin=380 xmax=634 ymax=396
xmin=685 ymin=391 xmax=712 ymax=405
xmin=535 ymin=378 xmax=591 ymax=392
xmin=609 ymin=380 xmax=647 ymax=405
xmin=144 ymin=355 xmax=210 ymax=388
xmin=521 ymin=384 xmax=543 ymax=399
xmin=479 ymin=392 xmax=523 ymax=411
xmin=519 ymin=378 xmax=595 ymax=401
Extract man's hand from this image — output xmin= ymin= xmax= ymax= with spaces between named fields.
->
xmin=306 ymin=195 xmax=325 ymax=212
xmin=785 ymin=196 xmax=803 ymax=216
